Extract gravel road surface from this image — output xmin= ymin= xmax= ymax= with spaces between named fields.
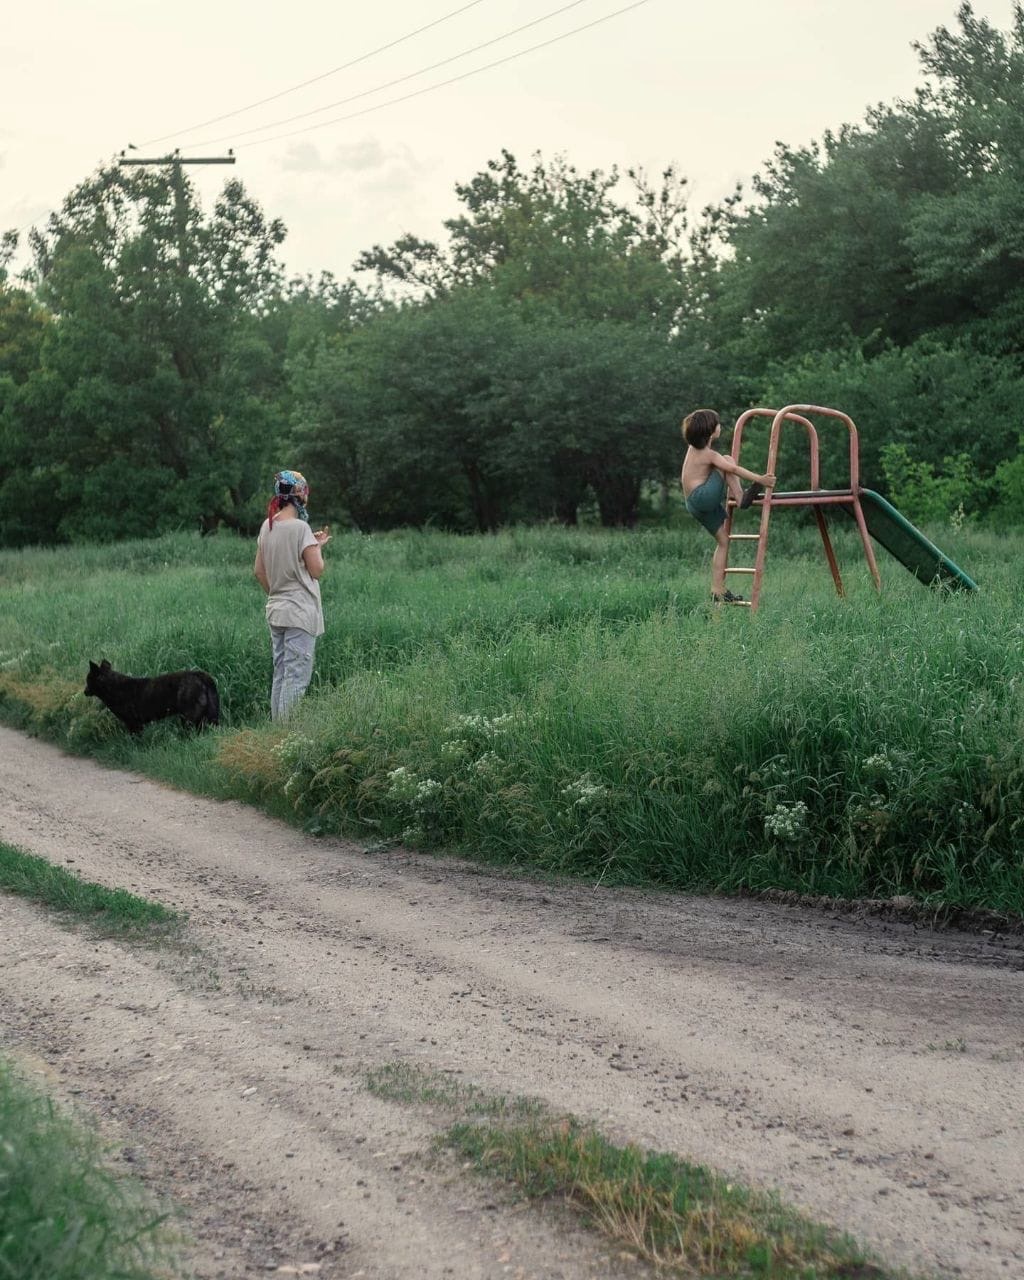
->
xmin=0 ymin=726 xmax=1021 ymax=1278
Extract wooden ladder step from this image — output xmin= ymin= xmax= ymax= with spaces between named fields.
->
xmin=725 ymin=567 xmax=756 ymax=575
xmin=726 ymin=600 xmax=753 ymax=607
xmin=729 ymin=533 xmax=760 ymax=541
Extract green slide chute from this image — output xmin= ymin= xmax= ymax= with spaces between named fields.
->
xmin=840 ymin=490 xmax=978 ymax=591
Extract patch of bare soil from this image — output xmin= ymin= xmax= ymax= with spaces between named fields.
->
xmin=0 ymin=725 xmax=1021 ymax=1279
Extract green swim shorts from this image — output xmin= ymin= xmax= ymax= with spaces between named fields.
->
xmin=685 ymin=470 xmax=727 ymax=535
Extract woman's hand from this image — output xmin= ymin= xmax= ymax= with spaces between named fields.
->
xmin=313 ymin=526 xmax=331 ymax=546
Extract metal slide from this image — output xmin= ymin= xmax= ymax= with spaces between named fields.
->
xmin=727 ymin=407 xmax=979 ymax=609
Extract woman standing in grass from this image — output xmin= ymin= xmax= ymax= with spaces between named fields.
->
xmin=254 ymin=470 xmax=330 ymax=720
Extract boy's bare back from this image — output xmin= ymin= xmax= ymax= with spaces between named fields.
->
xmin=680 ymin=445 xmax=719 ymax=497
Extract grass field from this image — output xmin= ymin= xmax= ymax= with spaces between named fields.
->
xmin=0 ymin=522 xmax=1020 ymax=915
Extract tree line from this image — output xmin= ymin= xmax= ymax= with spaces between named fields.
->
xmin=2 ymin=2 xmax=1022 ymax=544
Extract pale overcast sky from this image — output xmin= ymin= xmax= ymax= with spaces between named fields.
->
xmin=2 ymin=1 xmax=1017 ymax=282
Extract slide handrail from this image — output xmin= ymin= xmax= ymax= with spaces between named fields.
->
xmin=732 ymin=404 xmax=862 ymax=492
xmin=772 ymin=404 xmax=861 ymax=491
xmin=732 ymin=407 xmax=821 ymax=488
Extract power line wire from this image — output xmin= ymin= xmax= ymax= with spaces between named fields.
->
xmin=139 ymin=0 xmax=489 ymax=146
xmin=186 ymin=0 xmax=593 ymax=149
xmin=236 ymin=0 xmax=653 ymax=151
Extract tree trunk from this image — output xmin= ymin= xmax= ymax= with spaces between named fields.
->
xmin=593 ymin=472 xmax=641 ymax=527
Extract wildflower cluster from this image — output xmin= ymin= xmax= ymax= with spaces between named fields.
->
xmin=452 ymin=712 xmax=514 ymax=739
xmin=471 ymin=751 xmax=501 ymax=776
xmin=270 ymin=734 xmax=321 ymax=807
xmin=271 ymin=733 xmax=316 ymax=769
xmin=764 ymin=800 xmax=809 ymax=843
xmin=435 ymin=711 xmax=520 ymax=780
xmin=953 ymin=798 xmax=980 ymax=831
xmin=559 ymin=772 xmax=608 ymax=815
xmin=387 ymin=766 xmax=441 ymax=811
xmin=862 ymin=749 xmax=900 ymax=779
xmin=561 ymin=773 xmax=607 ymax=808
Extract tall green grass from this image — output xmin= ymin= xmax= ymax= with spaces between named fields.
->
xmin=1 ymin=524 xmax=1020 ymax=913
xmin=0 ymin=1059 xmax=178 ymax=1280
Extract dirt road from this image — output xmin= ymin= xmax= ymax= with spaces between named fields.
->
xmin=0 ymin=726 xmax=1022 ymax=1279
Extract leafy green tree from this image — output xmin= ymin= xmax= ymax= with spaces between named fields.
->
xmin=994 ymin=441 xmax=1024 ymax=523
xmin=0 ymin=234 xmax=52 ymax=543
xmin=358 ymin=151 xmax=688 ymax=326
xmin=755 ymin=338 xmax=1023 ymax=497
xmin=703 ymin=109 xmax=961 ymax=366
xmin=904 ymin=3 xmax=1024 ymax=354
xmin=880 ymin=444 xmax=981 ymax=526
xmin=698 ymin=4 xmax=1024 ymax=373
xmin=488 ymin=318 xmax=695 ymax=526
xmin=5 ymin=165 xmax=288 ymax=543
xmin=292 ymin=291 xmax=522 ymax=531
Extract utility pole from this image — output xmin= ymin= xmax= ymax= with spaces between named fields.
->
xmin=118 ymin=148 xmax=235 ymax=273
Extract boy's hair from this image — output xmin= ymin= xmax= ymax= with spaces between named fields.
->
xmin=682 ymin=409 xmax=720 ymax=449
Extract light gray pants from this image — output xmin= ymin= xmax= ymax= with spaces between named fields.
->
xmin=270 ymin=625 xmax=316 ymax=721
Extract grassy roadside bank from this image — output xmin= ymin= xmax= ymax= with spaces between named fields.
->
xmin=1 ymin=526 xmax=1020 ymax=915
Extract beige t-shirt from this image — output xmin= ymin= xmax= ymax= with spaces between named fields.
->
xmin=258 ymin=516 xmax=324 ymax=637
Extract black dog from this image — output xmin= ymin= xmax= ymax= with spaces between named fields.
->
xmin=84 ymin=659 xmax=220 ymax=734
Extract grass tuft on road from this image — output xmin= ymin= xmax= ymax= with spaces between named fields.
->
xmin=0 ymin=1057 xmax=180 ymax=1280
xmin=365 ymin=1061 xmax=545 ymax=1120
xmin=0 ymin=841 xmax=181 ymax=937
xmin=368 ymin=1061 xmax=900 ymax=1279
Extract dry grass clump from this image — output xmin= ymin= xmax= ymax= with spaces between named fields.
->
xmin=448 ymin=1117 xmax=886 ymax=1277
xmin=0 ymin=671 xmax=79 ymax=716
xmin=215 ymin=728 xmax=289 ymax=787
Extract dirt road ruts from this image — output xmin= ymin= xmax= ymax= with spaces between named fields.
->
xmin=0 ymin=725 xmax=1021 ymax=1278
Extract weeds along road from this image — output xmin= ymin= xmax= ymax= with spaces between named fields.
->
xmin=0 ymin=726 xmax=1022 ymax=1280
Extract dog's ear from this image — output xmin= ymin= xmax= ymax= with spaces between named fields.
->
xmin=88 ymin=660 xmax=98 ymax=674
xmin=100 ymin=659 xmax=111 ymax=671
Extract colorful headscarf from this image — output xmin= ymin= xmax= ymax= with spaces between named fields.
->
xmin=268 ymin=469 xmax=309 ymax=527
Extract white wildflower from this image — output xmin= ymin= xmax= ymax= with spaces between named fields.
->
xmin=272 ymin=733 xmax=315 ymax=768
xmin=386 ymin=766 xmax=417 ymax=801
xmin=764 ymin=801 xmax=809 ymax=842
xmin=559 ymin=773 xmax=608 ymax=810
xmin=387 ymin=767 xmax=441 ymax=813
xmin=452 ymin=712 xmax=515 ymax=740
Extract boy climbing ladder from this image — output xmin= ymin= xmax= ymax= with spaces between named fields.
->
xmin=680 ymin=408 xmax=775 ymax=605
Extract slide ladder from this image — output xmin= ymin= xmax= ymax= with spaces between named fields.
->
xmin=720 ymin=502 xmax=767 ymax=608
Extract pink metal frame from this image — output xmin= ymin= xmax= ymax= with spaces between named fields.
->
xmin=725 ymin=405 xmax=882 ymax=612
